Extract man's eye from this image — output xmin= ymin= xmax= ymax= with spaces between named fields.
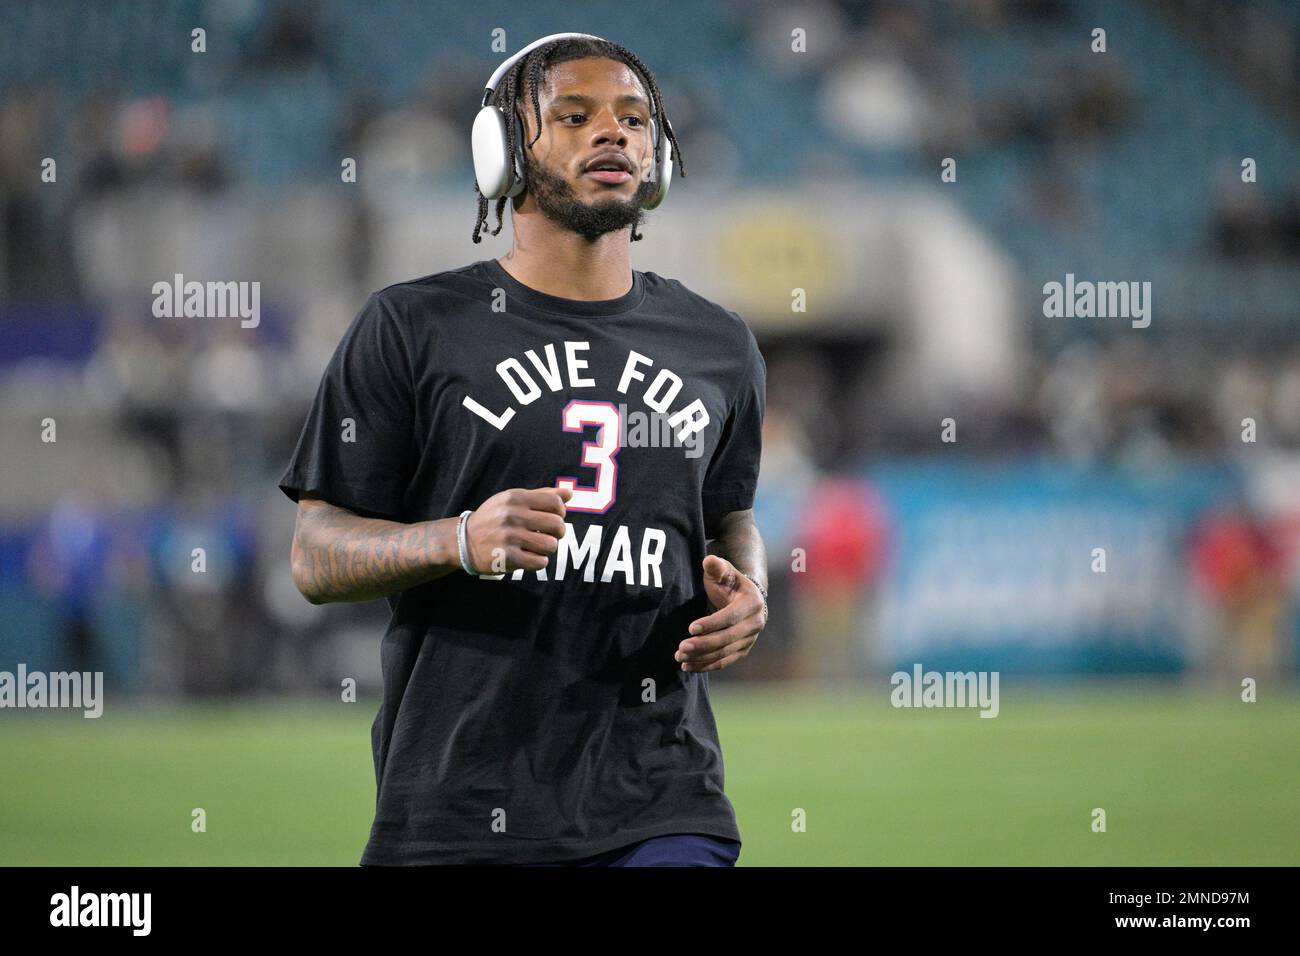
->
xmin=559 ymin=114 xmax=644 ymax=127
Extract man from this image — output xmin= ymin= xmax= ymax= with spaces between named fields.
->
xmin=279 ymin=34 xmax=768 ymax=866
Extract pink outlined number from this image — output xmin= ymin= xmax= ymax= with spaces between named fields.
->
xmin=556 ymin=400 xmax=620 ymax=514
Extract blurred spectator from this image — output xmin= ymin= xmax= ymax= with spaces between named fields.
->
xmin=1189 ymin=503 xmax=1288 ymax=683
xmin=1211 ymin=173 xmax=1300 ymax=261
xmin=25 ymin=488 xmax=112 ymax=672
xmin=744 ymin=400 xmax=818 ymax=679
xmin=788 ymin=478 xmax=889 ymax=682
xmin=0 ymin=87 xmax=67 ymax=299
xmin=243 ymin=1 xmax=326 ymax=72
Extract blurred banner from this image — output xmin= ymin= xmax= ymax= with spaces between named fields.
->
xmin=866 ymin=458 xmax=1241 ymax=674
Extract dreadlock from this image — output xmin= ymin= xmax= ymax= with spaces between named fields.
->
xmin=471 ymin=36 xmax=685 ymax=244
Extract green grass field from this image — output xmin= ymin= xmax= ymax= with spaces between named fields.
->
xmin=2 ymin=683 xmax=1297 ymax=865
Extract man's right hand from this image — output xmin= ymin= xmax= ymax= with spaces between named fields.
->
xmin=463 ymin=486 xmax=573 ymax=574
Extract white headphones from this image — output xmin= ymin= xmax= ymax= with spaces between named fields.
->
xmin=471 ymin=32 xmax=674 ymax=210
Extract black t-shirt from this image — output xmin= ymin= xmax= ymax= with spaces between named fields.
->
xmin=277 ymin=257 xmax=766 ymax=865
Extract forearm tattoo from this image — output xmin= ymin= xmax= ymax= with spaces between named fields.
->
xmin=712 ymin=510 xmax=768 ymax=593
xmin=293 ymin=501 xmax=457 ymax=603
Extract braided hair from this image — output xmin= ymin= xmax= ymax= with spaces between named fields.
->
xmin=472 ymin=36 xmax=685 ymax=244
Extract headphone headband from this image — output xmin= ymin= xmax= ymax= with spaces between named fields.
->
xmin=480 ymin=32 xmax=607 ymax=107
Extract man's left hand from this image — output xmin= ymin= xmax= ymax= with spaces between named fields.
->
xmin=676 ymin=555 xmax=767 ymax=672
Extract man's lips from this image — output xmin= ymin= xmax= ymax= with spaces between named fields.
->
xmin=583 ymin=169 xmax=633 ymax=184
xmin=582 ymin=151 xmax=634 ymax=184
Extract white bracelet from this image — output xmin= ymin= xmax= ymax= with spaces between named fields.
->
xmin=457 ymin=510 xmax=476 ymax=575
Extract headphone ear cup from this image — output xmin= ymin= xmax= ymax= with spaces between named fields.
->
xmin=472 ymin=105 xmax=528 ymax=200
xmin=472 ymin=105 xmax=512 ymax=200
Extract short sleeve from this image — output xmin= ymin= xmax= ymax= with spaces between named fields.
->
xmin=278 ymin=292 xmax=416 ymax=521
xmin=701 ymin=323 xmax=766 ymax=516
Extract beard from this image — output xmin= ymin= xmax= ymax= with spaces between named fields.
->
xmin=520 ymin=152 xmax=658 ymax=243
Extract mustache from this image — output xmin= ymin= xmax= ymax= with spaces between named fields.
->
xmin=523 ymin=153 xmax=655 ymax=194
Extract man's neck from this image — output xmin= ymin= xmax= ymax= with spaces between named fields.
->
xmin=496 ymin=226 xmax=634 ymax=301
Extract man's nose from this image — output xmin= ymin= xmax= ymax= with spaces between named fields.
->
xmin=589 ymin=108 xmax=628 ymax=145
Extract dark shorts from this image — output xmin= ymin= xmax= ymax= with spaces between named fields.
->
xmin=524 ymin=833 xmax=742 ymax=867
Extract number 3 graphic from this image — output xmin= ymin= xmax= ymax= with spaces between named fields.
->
xmin=557 ymin=399 xmax=621 ymax=513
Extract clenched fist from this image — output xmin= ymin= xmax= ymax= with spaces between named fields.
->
xmin=463 ymin=486 xmax=573 ymax=574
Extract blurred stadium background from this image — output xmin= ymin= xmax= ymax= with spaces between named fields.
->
xmin=1 ymin=0 xmax=1298 ymax=865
